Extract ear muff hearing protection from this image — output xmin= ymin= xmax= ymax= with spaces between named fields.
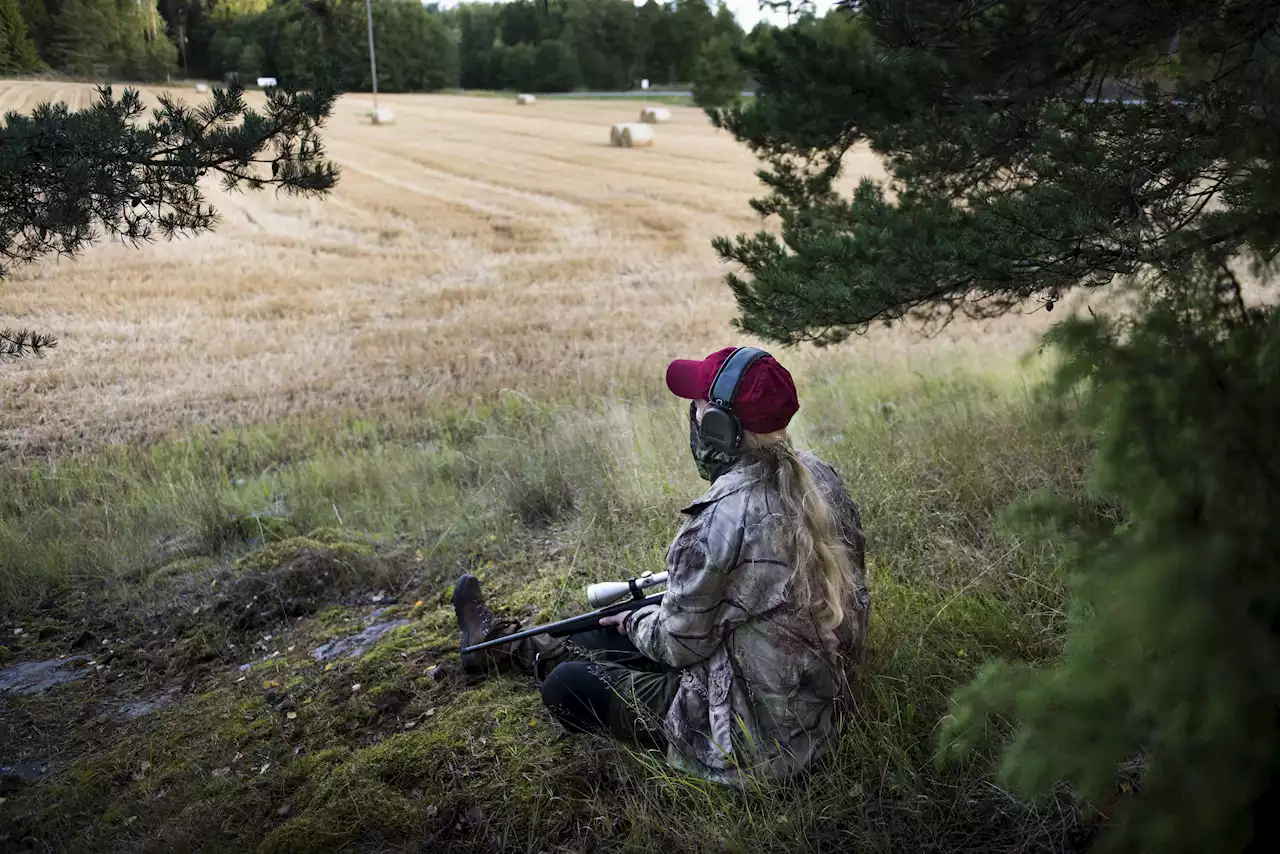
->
xmin=696 ymin=346 xmax=769 ymax=454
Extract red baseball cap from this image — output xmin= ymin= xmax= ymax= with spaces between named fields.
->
xmin=665 ymin=347 xmax=800 ymax=434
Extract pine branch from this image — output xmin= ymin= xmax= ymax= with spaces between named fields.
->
xmin=0 ymin=329 xmax=57 ymax=362
xmin=0 ymin=80 xmax=338 ymax=361
xmin=0 ymin=81 xmax=339 ymax=279
xmin=714 ymin=0 xmax=1280 ymax=344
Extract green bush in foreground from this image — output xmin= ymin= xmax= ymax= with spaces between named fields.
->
xmin=945 ymin=290 xmax=1280 ymax=853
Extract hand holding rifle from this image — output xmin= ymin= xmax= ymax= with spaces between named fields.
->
xmin=597 ymin=612 xmax=628 ymax=631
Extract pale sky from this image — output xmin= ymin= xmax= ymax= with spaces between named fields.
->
xmin=431 ymin=2 xmax=840 ymax=32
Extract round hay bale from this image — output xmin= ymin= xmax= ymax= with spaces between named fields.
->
xmin=195 ymin=83 xmax=210 ymax=94
xmin=372 ymin=108 xmax=396 ymax=126
xmin=639 ymin=106 xmax=671 ymax=124
xmin=516 ymin=93 xmax=536 ymax=105
xmin=610 ymin=123 xmax=625 ymax=146
xmin=620 ymin=123 xmax=654 ymax=148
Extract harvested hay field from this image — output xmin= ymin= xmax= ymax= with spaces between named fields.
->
xmin=0 ymin=82 xmax=1050 ymax=457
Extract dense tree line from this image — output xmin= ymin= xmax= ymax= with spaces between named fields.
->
xmin=2 ymin=0 xmax=802 ymax=97
xmin=190 ymin=0 xmax=761 ymax=95
xmin=193 ymin=0 xmax=459 ymax=93
xmin=1 ymin=0 xmax=175 ymax=78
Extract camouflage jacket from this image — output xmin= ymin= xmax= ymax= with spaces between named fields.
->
xmin=625 ymin=450 xmax=870 ymax=784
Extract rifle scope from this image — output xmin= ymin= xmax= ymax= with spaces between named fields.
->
xmin=585 ymin=571 xmax=669 ymax=609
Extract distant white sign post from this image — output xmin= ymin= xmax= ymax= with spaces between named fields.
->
xmin=641 ymin=79 xmax=649 ymax=90
xmin=366 ymin=0 xmax=378 ymax=110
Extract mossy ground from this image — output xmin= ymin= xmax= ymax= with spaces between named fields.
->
xmin=2 ymin=360 xmax=1103 ymax=852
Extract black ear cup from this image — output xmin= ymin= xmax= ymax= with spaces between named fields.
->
xmin=699 ymin=406 xmax=742 ymax=453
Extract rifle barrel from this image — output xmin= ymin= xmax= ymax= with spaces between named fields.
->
xmin=461 ymin=592 xmax=664 ymax=654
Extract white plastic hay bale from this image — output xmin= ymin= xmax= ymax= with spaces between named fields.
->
xmin=623 ymin=124 xmax=654 ymax=147
xmin=256 ymin=77 xmax=278 ymax=88
xmin=194 ymin=82 xmax=210 ymax=94
xmin=371 ymin=108 xmax=396 ymax=125
xmin=610 ymin=122 xmax=654 ymax=148
xmin=516 ymin=93 xmax=536 ymax=105
xmin=639 ymin=106 xmax=671 ymax=124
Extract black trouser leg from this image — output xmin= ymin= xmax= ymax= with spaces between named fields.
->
xmin=557 ymin=628 xmax=668 ymax=670
xmin=540 ymin=661 xmax=618 ymax=735
xmin=538 ymin=630 xmax=678 ymax=749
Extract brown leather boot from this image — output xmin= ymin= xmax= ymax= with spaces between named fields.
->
xmin=452 ymin=574 xmax=520 ymax=674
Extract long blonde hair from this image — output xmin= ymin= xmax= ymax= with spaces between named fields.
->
xmin=742 ymin=429 xmax=854 ymax=635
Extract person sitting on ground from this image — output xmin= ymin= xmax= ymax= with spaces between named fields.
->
xmin=451 ymin=346 xmax=871 ymax=784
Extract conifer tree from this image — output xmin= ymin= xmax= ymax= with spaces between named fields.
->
xmin=50 ymin=0 xmax=117 ymax=76
xmin=16 ymin=0 xmax=49 ymax=54
xmin=0 ymin=0 xmax=41 ymax=72
xmin=711 ymin=2 xmax=1280 ymax=852
xmin=691 ymin=34 xmax=746 ymax=108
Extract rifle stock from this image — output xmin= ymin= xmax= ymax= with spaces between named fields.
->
xmin=460 ymin=591 xmax=664 ymax=654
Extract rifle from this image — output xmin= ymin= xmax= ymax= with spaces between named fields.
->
xmin=460 ymin=571 xmax=668 ymax=654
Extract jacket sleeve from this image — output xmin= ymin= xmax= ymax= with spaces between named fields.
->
xmin=625 ymin=499 xmax=744 ymax=669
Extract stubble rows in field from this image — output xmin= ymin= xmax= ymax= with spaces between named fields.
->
xmin=0 ymin=82 xmax=1045 ymax=456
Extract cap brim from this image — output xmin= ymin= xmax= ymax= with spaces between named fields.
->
xmin=665 ymin=360 xmax=706 ymax=399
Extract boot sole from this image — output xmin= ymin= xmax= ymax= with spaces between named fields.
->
xmin=452 ymin=574 xmax=488 ymax=674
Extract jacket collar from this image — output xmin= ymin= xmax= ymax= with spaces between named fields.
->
xmin=679 ymin=461 xmax=760 ymax=515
